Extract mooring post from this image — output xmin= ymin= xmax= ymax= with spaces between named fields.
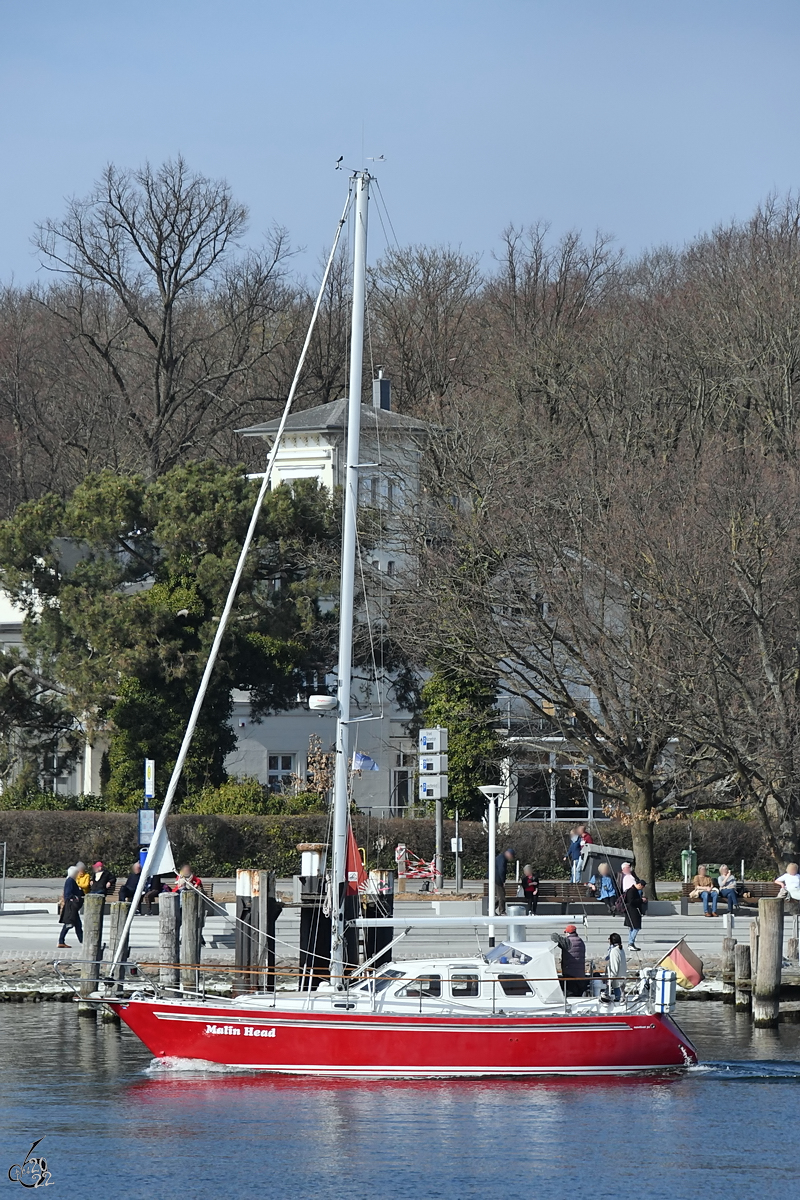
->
xmin=257 ymin=870 xmax=280 ymax=992
xmin=102 ymin=900 xmax=130 ymax=1022
xmin=753 ymin=897 xmax=784 ymax=1028
xmin=721 ymin=936 xmax=737 ymax=1004
xmin=180 ymin=887 xmax=203 ymax=993
xmin=734 ymin=942 xmax=751 ymax=1011
xmin=749 ymin=915 xmax=759 ymax=980
xmin=78 ymin=893 xmax=106 ymax=1015
xmin=159 ymin=891 xmax=180 ymax=992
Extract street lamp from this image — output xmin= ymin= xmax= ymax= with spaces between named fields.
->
xmin=479 ymin=785 xmax=506 ymax=947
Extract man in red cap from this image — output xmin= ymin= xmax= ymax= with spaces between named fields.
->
xmin=88 ymin=860 xmax=117 ymax=898
xmin=551 ymin=923 xmax=587 ymax=996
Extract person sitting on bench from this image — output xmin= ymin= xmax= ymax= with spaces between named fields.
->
xmin=690 ymin=865 xmax=719 ymax=916
xmin=587 ymin=862 xmax=618 ymax=915
xmin=717 ymin=865 xmax=739 ymax=914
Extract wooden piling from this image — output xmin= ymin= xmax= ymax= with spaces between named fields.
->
xmin=734 ymin=942 xmax=751 ymax=1011
xmin=753 ymin=897 xmax=784 ymax=1028
xmin=721 ymin=936 xmax=737 ymax=1004
xmin=180 ymin=887 xmax=203 ymax=992
xmin=159 ymin=892 xmax=180 ymax=991
xmin=103 ymin=901 xmax=130 ymax=1022
xmin=78 ymin=893 xmax=105 ymax=1015
xmin=257 ymin=870 xmax=280 ymax=992
xmin=788 ymin=936 xmax=799 ymax=964
xmin=749 ymin=916 xmax=759 ymax=979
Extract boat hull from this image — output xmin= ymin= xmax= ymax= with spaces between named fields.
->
xmin=108 ymin=998 xmax=698 ymax=1076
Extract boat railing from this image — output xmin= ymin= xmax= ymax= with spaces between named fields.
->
xmin=54 ymin=956 xmax=647 ymax=1015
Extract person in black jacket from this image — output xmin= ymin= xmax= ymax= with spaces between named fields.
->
xmin=89 ymin=861 xmax=117 ymax=898
xmin=57 ymin=867 xmax=84 ymax=948
xmin=494 ymin=848 xmax=515 ymax=915
xmin=119 ymin=862 xmax=142 ymax=907
xmin=551 ymin=924 xmax=587 ymax=996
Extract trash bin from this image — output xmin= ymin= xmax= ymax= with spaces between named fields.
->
xmin=681 ymin=849 xmax=697 ymax=882
xmin=507 ymin=904 xmax=526 ymax=943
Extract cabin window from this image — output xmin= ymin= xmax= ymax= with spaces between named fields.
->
xmin=398 ymin=975 xmax=441 ymax=998
xmin=498 ymin=974 xmax=533 ymax=997
xmin=372 ymin=970 xmax=403 ymax=994
xmin=451 ymin=973 xmax=479 ymax=998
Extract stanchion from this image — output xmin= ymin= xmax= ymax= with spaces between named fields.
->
xmin=103 ymin=901 xmax=131 ymax=1021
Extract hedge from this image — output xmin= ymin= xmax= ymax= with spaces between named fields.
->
xmin=0 ymin=811 xmax=779 ymax=879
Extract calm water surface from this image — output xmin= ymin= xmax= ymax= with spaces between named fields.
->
xmin=1 ymin=1003 xmax=798 ymax=1198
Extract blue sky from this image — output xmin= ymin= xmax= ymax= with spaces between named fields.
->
xmin=1 ymin=0 xmax=799 ymax=281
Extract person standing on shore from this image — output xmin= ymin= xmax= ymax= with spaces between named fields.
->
xmin=520 ymin=865 xmax=539 ymax=914
xmin=494 ymin=849 xmax=515 ymax=915
xmin=74 ymin=862 xmax=91 ymax=893
xmin=564 ymin=830 xmax=582 ymax=884
xmin=57 ymin=867 xmax=84 ymax=949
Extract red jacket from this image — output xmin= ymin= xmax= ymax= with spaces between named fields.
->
xmin=172 ymin=874 xmax=203 ymax=892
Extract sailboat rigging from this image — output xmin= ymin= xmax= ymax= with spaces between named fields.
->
xmin=98 ymin=172 xmax=698 ymax=1076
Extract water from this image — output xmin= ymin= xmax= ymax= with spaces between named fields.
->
xmin=1 ymin=1004 xmax=798 ymax=1198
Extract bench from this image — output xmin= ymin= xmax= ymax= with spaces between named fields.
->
xmin=679 ymin=880 xmax=780 ymax=915
xmin=482 ymin=880 xmax=611 ymax=915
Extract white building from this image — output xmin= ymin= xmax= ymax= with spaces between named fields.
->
xmin=231 ymin=388 xmax=429 ymax=813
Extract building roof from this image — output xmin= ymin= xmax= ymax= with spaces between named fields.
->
xmin=238 ymin=398 xmax=430 ymax=438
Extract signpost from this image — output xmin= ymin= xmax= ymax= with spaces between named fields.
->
xmin=419 ymin=728 xmax=448 ymax=889
xmin=139 ymin=759 xmax=156 ymax=867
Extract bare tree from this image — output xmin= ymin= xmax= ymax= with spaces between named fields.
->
xmin=35 ymin=157 xmax=294 ymax=479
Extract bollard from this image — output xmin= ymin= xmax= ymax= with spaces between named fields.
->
xmin=180 ymin=887 xmax=203 ymax=992
xmin=753 ymin=897 xmax=784 ymax=1028
xmin=78 ymin=894 xmax=106 ymax=1015
xmin=159 ymin=892 xmax=180 ymax=991
xmin=788 ymin=936 xmax=799 ymax=964
xmin=750 ymin=916 xmax=759 ymax=979
xmin=721 ymin=937 xmax=737 ymax=1004
xmin=734 ymin=942 xmax=751 ymax=1011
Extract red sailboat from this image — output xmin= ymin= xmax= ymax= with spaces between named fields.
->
xmin=103 ymin=171 xmax=697 ymax=1076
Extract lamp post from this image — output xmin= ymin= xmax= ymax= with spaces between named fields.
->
xmin=479 ymin=785 xmax=506 ymax=948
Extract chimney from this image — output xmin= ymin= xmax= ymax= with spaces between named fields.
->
xmin=372 ymin=368 xmax=391 ymax=411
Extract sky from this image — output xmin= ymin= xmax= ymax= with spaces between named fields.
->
xmin=1 ymin=0 xmax=799 ymax=282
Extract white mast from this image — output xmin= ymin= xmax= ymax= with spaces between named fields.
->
xmin=330 ymin=171 xmax=370 ymax=987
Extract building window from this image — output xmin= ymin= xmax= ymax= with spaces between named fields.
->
xmin=268 ymin=754 xmax=295 ymax=792
xmin=386 ymin=560 xmax=395 ymax=577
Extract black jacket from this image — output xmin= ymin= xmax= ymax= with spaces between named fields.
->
xmin=89 ymin=869 xmax=117 ymax=897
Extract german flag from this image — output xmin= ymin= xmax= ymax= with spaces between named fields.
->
xmin=658 ymin=938 xmax=704 ymax=989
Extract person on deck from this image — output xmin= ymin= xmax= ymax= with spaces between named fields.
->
xmin=587 ymin=862 xmax=618 ymax=915
xmin=717 ymin=865 xmax=739 ymax=914
xmin=57 ymin=866 xmax=84 ymax=949
xmin=89 ymin=861 xmax=117 ymax=898
xmin=494 ymin=849 xmax=515 ymax=915
xmin=520 ymin=865 xmax=539 ymax=914
xmin=550 ymin=924 xmax=587 ymax=996
xmin=564 ymin=830 xmax=582 ymax=884
xmin=602 ymin=932 xmax=627 ymax=1002
xmin=691 ymin=865 xmax=719 ymax=917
